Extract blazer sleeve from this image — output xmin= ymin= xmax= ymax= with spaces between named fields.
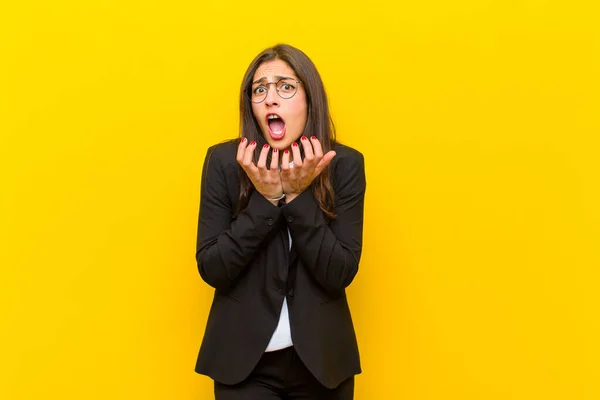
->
xmin=195 ymin=144 xmax=283 ymax=290
xmin=281 ymin=149 xmax=366 ymax=294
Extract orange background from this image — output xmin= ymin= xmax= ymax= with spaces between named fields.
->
xmin=1 ymin=0 xmax=599 ymax=398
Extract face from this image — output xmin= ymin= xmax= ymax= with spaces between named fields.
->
xmin=250 ymin=59 xmax=307 ymax=150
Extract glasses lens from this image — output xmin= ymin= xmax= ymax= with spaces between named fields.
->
xmin=250 ymin=85 xmax=267 ymax=103
xmin=276 ymin=79 xmax=298 ymax=99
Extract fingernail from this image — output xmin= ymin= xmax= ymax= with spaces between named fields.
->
xmin=263 ymin=144 xmax=269 ymax=148
xmin=292 ymin=142 xmax=298 ymax=147
xmin=250 ymin=141 xmax=256 ymax=146
xmin=301 ymin=136 xmax=308 ymax=141
xmin=284 ymin=150 xmax=289 ymax=154
xmin=242 ymin=137 xmax=247 ymax=142
xmin=273 ymin=148 xmax=278 ymax=153
xmin=311 ymin=136 xmax=317 ymax=140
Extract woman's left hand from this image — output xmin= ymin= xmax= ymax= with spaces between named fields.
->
xmin=281 ymin=136 xmax=336 ymax=202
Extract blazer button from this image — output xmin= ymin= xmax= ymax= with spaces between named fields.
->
xmin=287 ymin=288 xmax=295 ymax=297
xmin=267 ymin=218 xmax=274 ymax=226
xmin=287 ymin=216 xmax=294 ymax=223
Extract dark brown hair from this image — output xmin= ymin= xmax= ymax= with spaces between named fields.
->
xmin=236 ymin=43 xmax=336 ymax=219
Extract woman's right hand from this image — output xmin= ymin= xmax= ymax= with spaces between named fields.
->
xmin=236 ymin=138 xmax=283 ymax=204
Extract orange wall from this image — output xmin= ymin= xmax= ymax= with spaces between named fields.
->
xmin=1 ymin=1 xmax=599 ymax=399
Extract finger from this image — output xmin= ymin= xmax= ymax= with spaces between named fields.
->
xmin=314 ymin=150 xmax=336 ymax=176
xmin=291 ymin=141 xmax=303 ymax=167
xmin=242 ymin=140 xmax=258 ymax=173
xmin=300 ymin=136 xmax=315 ymax=164
xmin=281 ymin=149 xmax=291 ymax=173
xmin=256 ymin=143 xmax=270 ymax=172
xmin=269 ymin=147 xmax=279 ymax=172
xmin=310 ymin=136 xmax=324 ymax=159
xmin=236 ymin=137 xmax=248 ymax=163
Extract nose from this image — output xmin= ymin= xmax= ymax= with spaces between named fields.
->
xmin=264 ymin=83 xmax=279 ymax=107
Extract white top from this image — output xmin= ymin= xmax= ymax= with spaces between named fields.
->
xmin=264 ymin=228 xmax=293 ymax=352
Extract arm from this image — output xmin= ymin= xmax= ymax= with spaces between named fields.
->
xmin=281 ymin=150 xmax=366 ymax=294
xmin=195 ymin=145 xmax=282 ymax=290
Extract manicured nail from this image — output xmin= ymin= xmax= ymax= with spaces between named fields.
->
xmin=301 ymin=136 xmax=308 ymax=141
xmin=292 ymin=142 xmax=298 ymax=147
xmin=242 ymin=137 xmax=247 ymax=142
xmin=284 ymin=150 xmax=289 ymax=154
xmin=311 ymin=136 xmax=317 ymax=140
xmin=263 ymin=144 xmax=269 ymax=148
xmin=273 ymin=148 xmax=278 ymax=153
xmin=250 ymin=141 xmax=256 ymax=146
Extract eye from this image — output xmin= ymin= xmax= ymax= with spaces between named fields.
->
xmin=253 ymin=86 xmax=266 ymax=95
xmin=279 ymin=82 xmax=296 ymax=92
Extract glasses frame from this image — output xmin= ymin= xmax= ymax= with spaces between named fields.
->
xmin=247 ymin=78 xmax=302 ymax=104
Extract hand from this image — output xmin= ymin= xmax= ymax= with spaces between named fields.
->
xmin=281 ymin=136 xmax=336 ymax=201
xmin=237 ymin=139 xmax=283 ymax=203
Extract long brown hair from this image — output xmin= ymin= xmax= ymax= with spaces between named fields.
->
xmin=236 ymin=44 xmax=336 ymax=220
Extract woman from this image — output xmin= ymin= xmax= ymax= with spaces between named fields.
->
xmin=194 ymin=43 xmax=366 ymax=399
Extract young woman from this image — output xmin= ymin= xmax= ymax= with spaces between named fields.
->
xmin=194 ymin=43 xmax=366 ymax=399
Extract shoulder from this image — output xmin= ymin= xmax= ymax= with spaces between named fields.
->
xmin=206 ymin=139 xmax=239 ymax=161
xmin=204 ymin=139 xmax=240 ymax=169
xmin=328 ymin=142 xmax=366 ymax=195
xmin=200 ymin=140 xmax=242 ymax=197
xmin=330 ymin=142 xmax=365 ymax=174
xmin=201 ymin=139 xmax=241 ymax=189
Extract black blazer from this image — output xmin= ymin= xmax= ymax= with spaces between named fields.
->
xmin=194 ymin=139 xmax=366 ymax=389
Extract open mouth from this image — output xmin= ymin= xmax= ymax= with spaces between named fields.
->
xmin=266 ymin=114 xmax=286 ymax=140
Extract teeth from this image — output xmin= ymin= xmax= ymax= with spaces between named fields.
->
xmin=268 ymin=115 xmax=280 ymax=120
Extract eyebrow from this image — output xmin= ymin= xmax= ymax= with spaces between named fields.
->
xmin=251 ymin=75 xmax=296 ymax=85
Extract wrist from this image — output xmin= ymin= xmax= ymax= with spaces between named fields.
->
xmin=285 ymin=192 xmax=299 ymax=203
xmin=266 ymin=192 xmax=285 ymax=206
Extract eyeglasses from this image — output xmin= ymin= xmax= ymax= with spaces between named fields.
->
xmin=248 ymin=78 xmax=302 ymax=104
